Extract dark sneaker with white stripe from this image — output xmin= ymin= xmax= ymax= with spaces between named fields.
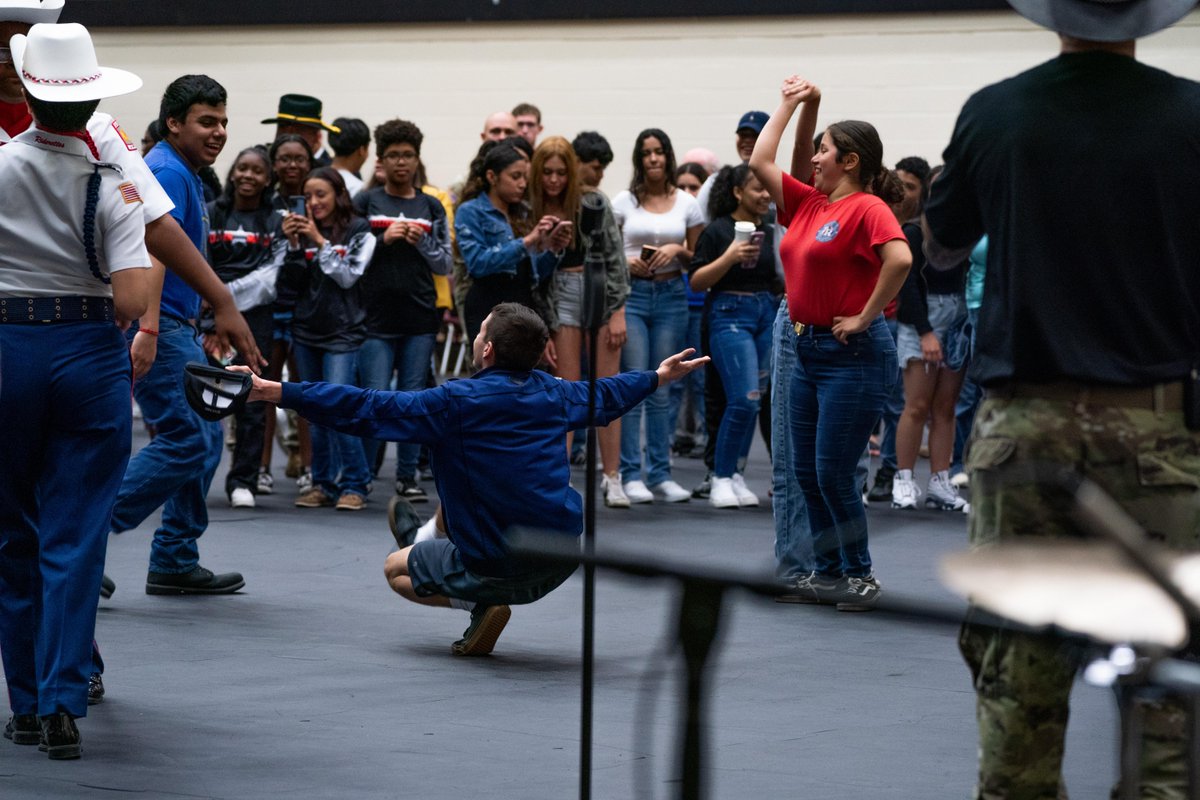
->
xmin=396 ymin=478 xmax=428 ymax=503
xmin=836 ymin=575 xmax=881 ymax=612
xmin=776 ymin=572 xmax=844 ymax=605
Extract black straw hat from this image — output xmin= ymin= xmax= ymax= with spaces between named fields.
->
xmin=260 ymin=93 xmax=341 ymax=133
xmin=1007 ymin=0 xmax=1197 ymax=41
xmin=184 ymin=362 xmax=253 ymax=422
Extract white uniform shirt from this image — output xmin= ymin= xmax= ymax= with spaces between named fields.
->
xmin=1 ymin=111 xmax=173 ymax=225
xmin=0 ymin=127 xmax=150 ymax=298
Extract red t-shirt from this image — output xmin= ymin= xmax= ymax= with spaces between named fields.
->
xmin=777 ymin=172 xmax=905 ymax=326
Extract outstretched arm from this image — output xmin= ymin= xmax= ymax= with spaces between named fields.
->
xmin=750 ymin=76 xmax=820 ymax=210
xmin=656 ymin=348 xmax=709 ymax=386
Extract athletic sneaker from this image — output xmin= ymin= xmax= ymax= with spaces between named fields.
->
xmin=602 ymin=473 xmax=630 ymax=508
xmin=396 ymin=478 xmax=428 ymax=503
xmin=709 ymin=477 xmax=739 ymax=509
xmin=926 ymin=471 xmax=968 ymax=511
xmin=622 ymin=479 xmax=654 ymax=504
xmin=891 ymin=471 xmax=920 ymax=509
xmin=866 ymin=467 xmax=895 ymax=503
xmin=650 ymin=480 xmax=690 ymax=503
xmin=230 ymin=487 xmax=255 ymax=509
xmin=256 ymin=467 xmax=274 ymax=495
xmin=776 ymin=572 xmax=844 ymax=605
xmin=730 ymin=474 xmax=759 ymax=507
xmin=950 ymin=471 xmax=970 ymax=488
xmin=692 ymin=472 xmax=713 ymax=500
xmin=296 ymin=467 xmax=313 ymax=494
xmin=837 ymin=575 xmax=882 ymax=612
xmin=452 ymin=604 xmax=511 ymax=656
xmin=387 ymin=495 xmax=422 ymax=548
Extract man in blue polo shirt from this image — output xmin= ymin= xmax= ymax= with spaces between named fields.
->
xmin=109 ymin=74 xmax=244 ymax=595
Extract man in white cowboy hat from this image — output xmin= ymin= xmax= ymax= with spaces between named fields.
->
xmin=0 ymin=1 xmax=263 ymax=370
xmin=261 ymin=93 xmax=338 ymax=166
xmin=0 ymin=21 xmax=152 ymax=760
xmin=924 ymin=0 xmax=1200 ymax=796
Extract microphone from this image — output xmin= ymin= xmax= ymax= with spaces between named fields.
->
xmin=579 ymin=192 xmax=607 ymax=331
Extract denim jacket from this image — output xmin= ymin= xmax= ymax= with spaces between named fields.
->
xmin=454 ymin=193 xmax=559 ymax=285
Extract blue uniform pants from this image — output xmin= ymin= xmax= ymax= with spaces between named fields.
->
xmin=110 ymin=317 xmax=222 ymax=573
xmin=0 ymin=322 xmax=131 ymax=717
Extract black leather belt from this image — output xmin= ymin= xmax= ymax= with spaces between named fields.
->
xmin=0 ymin=296 xmax=114 ymax=323
xmin=792 ymin=322 xmax=834 ymax=336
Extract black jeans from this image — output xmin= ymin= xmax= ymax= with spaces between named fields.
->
xmin=224 ymin=305 xmax=276 ymax=495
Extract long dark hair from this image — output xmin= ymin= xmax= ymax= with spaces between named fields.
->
xmin=457 ymin=141 xmax=528 ymax=209
xmin=706 ymin=163 xmax=753 ymax=221
xmin=824 ymin=120 xmax=904 ymax=204
xmin=304 ymin=166 xmax=356 ymax=244
xmin=214 ymin=146 xmax=273 ymax=216
xmin=628 ymin=128 xmax=677 ymax=205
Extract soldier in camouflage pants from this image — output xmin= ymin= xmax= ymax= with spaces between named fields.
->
xmin=960 ymin=392 xmax=1200 ymax=799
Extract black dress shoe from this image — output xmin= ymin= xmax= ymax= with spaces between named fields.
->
xmin=99 ymin=574 xmax=116 ymax=599
xmin=87 ymin=673 xmax=105 ymax=705
xmin=145 ymin=565 xmax=245 ymax=595
xmin=4 ymin=714 xmax=40 ymax=745
xmin=39 ymin=713 xmax=81 ymax=760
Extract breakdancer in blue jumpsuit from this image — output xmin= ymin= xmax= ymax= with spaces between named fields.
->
xmin=235 ymin=302 xmax=707 ymax=655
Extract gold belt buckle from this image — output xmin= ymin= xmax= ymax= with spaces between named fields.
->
xmin=793 ymin=322 xmax=806 ymax=336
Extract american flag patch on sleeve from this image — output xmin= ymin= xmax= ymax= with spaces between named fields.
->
xmin=119 ymin=182 xmax=142 ymax=205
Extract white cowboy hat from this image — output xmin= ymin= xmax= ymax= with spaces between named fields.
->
xmin=0 ymin=0 xmax=63 ymax=24
xmin=10 ymin=23 xmax=141 ymax=101
xmin=1007 ymin=0 xmax=1197 ymax=42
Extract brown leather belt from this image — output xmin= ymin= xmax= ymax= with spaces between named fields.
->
xmin=986 ymin=380 xmax=1184 ymax=411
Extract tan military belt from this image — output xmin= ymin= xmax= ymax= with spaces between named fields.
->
xmin=987 ymin=380 xmax=1184 ymax=412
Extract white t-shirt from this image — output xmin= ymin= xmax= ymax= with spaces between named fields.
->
xmin=2 ymin=111 xmax=173 ymax=225
xmin=611 ymin=189 xmax=704 ymax=274
xmin=0 ymin=128 xmax=149 ymax=298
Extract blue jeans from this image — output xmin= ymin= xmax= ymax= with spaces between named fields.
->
xmin=878 ymin=316 xmax=904 ymax=471
xmin=770 ymin=299 xmax=812 ymax=579
xmin=358 ymin=334 xmax=435 ymax=481
xmin=111 ymin=317 xmax=222 ymax=574
xmin=0 ymin=322 xmax=131 ymax=717
xmin=620 ymin=277 xmax=688 ymax=485
xmin=708 ymin=292 xmax=775 ymax=477
xmin=292 ymin=343 xmax=370 ymax=498
xmin=791 ymin=316 xmax=897 ymax=578
xmin=669 ymin=304 xmax=706 ymax=445
xmin=952 ymin=307 xmax=982 ymax=475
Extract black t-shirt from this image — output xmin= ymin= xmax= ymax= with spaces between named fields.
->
xmin=206 ymin=203 xmax=280 ymax=284
xmin=926 ymin=52 xmax=1200 ymax=386
xmin=690 ymin=215 xmax=776 ymax=294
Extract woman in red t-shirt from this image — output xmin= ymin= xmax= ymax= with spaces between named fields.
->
xmin=749 ymin=76 xmax=911 ymax=610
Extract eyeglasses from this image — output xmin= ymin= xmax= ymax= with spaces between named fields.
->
xmin=0 ymin=47 xmax=12 ymax=66
xmin=382 ymin=151 xmax=418 ymax=163
xmin=274 ymin=155 xmax=308 ymax=166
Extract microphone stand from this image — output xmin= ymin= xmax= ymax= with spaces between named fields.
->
xmin=577 ymin=193 xmax=609 ymax=800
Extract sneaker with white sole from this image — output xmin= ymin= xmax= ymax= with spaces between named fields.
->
xmin=256 ymin=467 xmax=274 ymax=495
xmin=296 ymin=467 xmax=313 ymax=494
xmin=950 ymin=471 xmax=970 ymax=488
xmin=602 ymin=473 xmax=631 ymax=508
xmin=730 ymin=474 xmax=759 ymax=507
xmin=650 ymin=480 xmax=690 ymax=503
xmin=926 ymin=471 xmax=968 ymax=511
xmin=230 ymin=487 xmax=255 ymax=509
xmin=709 ymin=477 xmax=739 ymax=508
xmin=837 ymin=575 xmax=882 ymax=612
xmin=622 ymin=479 xmax=654 ymax=504
xmin=891 ymin=471 xmax=920 ymax=509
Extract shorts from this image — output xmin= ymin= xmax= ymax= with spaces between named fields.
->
xmin=407 ymin=538 xmax=578 ymax=606
xmin=271 ymin=311 xmax=293 ymax=346
xmin=896 ymin=292 xmax=968 ymax=370
xmin=553 ymin=270 xmax=584 ymax=329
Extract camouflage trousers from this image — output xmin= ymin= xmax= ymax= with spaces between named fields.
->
xmin=960 ymin=394 xmax=1200 ymax=799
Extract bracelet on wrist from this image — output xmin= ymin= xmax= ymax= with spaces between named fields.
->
xmin=139 ymin=328 xmax=159 ymax=337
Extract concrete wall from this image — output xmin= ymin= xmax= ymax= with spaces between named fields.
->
xmin=91 ymin=11 xmax=1200 ymax=193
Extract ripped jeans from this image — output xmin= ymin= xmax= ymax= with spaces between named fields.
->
xmin=707 ymin=291 xmax=776 ymax=478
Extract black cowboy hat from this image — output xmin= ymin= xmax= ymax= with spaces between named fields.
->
xmin=260 ymin=93 xmax=341 ymax=133
xmin=1007 ymin=0 xmax=1197 ymax=42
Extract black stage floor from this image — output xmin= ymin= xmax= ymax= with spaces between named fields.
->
xmin=2 ymin=434 xmax=1116 ymax=799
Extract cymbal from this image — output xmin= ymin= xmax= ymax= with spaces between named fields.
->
xmin=940 ymin=542 xmax=1200 ymax=649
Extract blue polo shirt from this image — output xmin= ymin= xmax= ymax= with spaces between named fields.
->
xmin=145 ymin=140 xmax=205 ymax=321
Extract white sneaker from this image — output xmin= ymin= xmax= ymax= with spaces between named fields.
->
xmin=926 ymin=471 xmax=968 ymax=511
xmin=622 ymin=479 xmax=654 ymax=504
xmin=296 ymin=467 xmax=313 ymax=494
xmin=963 ymin=501 xmax=972 ymax=515
xmin=709 ymin=477 xmax=739 ymax=509
xmin=256 ymin=467 xmax=274 ymax=495
xmin=650 ymin=480 xmax=691 ymax=503
xmin=602 ymin=473 xmax=631 ymax=508
xmin=730 ymin=474 xmax=759 ymax=507
xmin=891 ymin=473 xmax=920 ymax=509
xmin=230 ymin=487 xmax=255 ymax=509
xmin=950 ymin=471 xmax=970 ymax=488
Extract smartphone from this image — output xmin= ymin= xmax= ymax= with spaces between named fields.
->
xmin=288 ymin=195 xmax=306 ymax=216
xmin=640 ymin=245 xmax=658 ymax=263
xmin=742 ymin=230 xmax=765 ymax=269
